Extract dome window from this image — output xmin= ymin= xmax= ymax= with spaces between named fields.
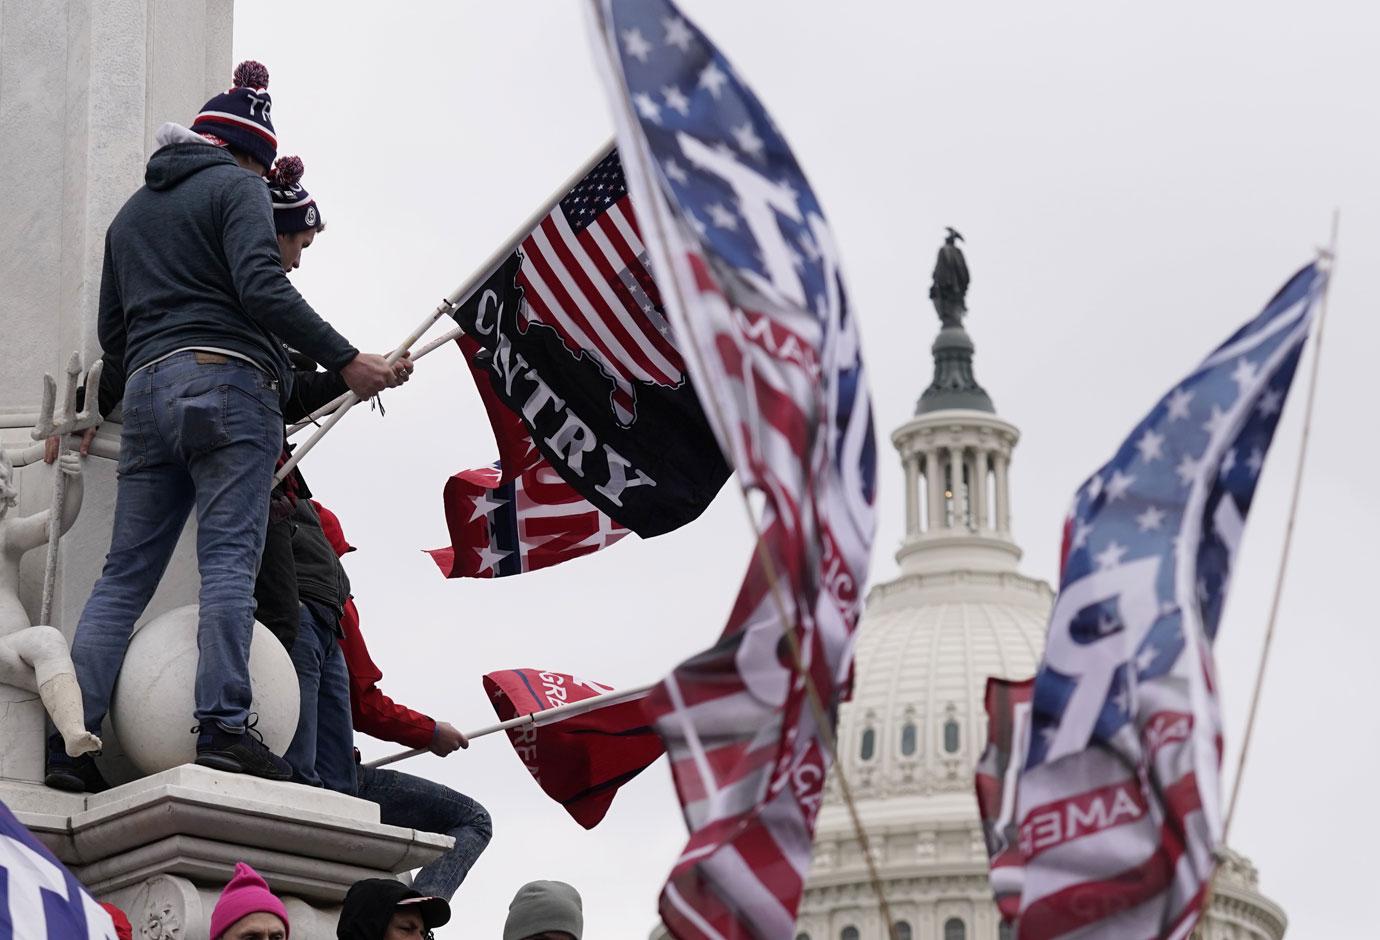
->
xmin=943 ymin=918 xmax=966 ymax=940
xmin=796 ymin=934 xmax=811 ymax=940
xmin=998 ymin=924 xmax=1014 ymax=940
xmin=900 ymin=721 xmax=917 ymax=757
xmin=860 ymin=728 xmax=876 ymax=761
xmin=943 ymin=716 xmax=960 ymax=754
xmin=841 ymin=928 xmax=860 ymax=940
xmin=892 ymin=922 xmax=913 ymax=940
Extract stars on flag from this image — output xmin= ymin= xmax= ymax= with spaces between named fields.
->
xmin=1105 ymin=469 xmax=1135 ymax=502
xmin=698 ymin=61 xmax=729 ymax=98
xmin=1256 ymin=386 xmax=1284 ymax=417
xmin=1094 ymin=540 xmax=1128 ymax=571
xmin=1166 ymin=387 xmax=1193 ymax=421
xmin=1136 ymin=505 xmax=1166 ymax=532
xmin=1201 ymin=404 xmax=1229 ymax=436
xmin=663 ymin=84 xmax=691 ymax=116
xmin=1175 ymin=453 xmax=1200 ymax=487
xmin=469 ymin=492 xmax=508 ymax=523
xmin=731 ymin=122 xmax=766 ymax=161
xmin=1230 ymin=357 xmax=1259 ymax=393
xmin=707 ymin=202 xmax=739 ymax=230
xmin=663 ymin=14 xmax=695 ymax=52
xmin=634 ymin=92 xmax=662 ymax=123
xmin=622 ymin=27 xmax=654 ymax=63
xmin=663 ymin=159 xmax=689 ymax=184
xmin=1135 ymin=428 xmax=1165 ymax=463
xmin=1246 ymin=447 xmax=1265 ymax=476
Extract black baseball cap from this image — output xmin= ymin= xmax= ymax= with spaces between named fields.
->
xmin=338 ymin=879 xmax=451 ymax=939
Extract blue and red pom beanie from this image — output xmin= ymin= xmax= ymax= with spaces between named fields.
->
xmin=191 ymin=60 xmax=277 ymax=170
xmin=267 ymin=156 xmax=322 ymax=234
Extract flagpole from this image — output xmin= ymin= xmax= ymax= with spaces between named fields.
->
xmin=273 ymin=136 xmax=616 ymax=484
xmin=1221 ymin=213 xmax=1339 ymax=841
xmin=285 ymin=326 xmax=465 ymax=437
xmin=361 ymin=681 xmax=656 ymax=770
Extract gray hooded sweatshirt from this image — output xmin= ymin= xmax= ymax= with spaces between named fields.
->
xmin=97 ymin=127 xmax=357 ymax=407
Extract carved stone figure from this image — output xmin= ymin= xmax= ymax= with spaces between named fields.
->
xmin=0 ymin=445 xmax=101 ymax=756
xmin=928 ymin=227 xmax=970 ymax=328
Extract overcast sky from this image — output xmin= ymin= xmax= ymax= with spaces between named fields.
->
xmin=234 ymin=2 xmax=1377 ymax=935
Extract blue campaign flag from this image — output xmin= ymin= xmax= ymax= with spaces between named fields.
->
xmin=0 ymin=801 xmax=115 ymax=940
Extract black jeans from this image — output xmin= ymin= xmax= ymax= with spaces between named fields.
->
xmin=355 ymin=765 xmax=492 ymax=900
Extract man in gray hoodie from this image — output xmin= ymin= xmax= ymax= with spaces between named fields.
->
xmin=46 ymin=61 xmax=408 ymax=791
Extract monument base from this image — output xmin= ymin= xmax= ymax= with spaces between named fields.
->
xmin=3 ymin=765 xmax=451 ymax=938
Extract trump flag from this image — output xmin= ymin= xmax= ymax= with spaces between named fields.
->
xmin=975 ymin=262 xmax=1327 ymax=938
xmin=589 ymin=1 xmax=878 ymax=936
xmin=484 ymin=669 xmax=664 ymax=829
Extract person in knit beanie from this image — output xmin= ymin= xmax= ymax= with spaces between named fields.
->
xmin=191 ymin=60 xmax=278 ymax=174
xmin=211 ymin=862 xmax=290 ymax=940
xmin=266 ymin=155 xmax=325 ymax=273
xmin=503 ymin=881 xmax=583 ymax=940
xmin=45 ymin=57 xmax=409 ymax=794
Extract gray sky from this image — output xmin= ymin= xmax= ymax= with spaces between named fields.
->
xmin=235 ymin=2 xmax=1377 ymax=935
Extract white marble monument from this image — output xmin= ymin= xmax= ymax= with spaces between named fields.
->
xmin=0 ymin=2 xmax=449 ymax=935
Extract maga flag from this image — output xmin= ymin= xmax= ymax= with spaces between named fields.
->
xmin=975 ymin=262 xmax=1326 ymax=938
xmin=484 ymin=669 xmax=664 ymax=829
xmin=430 ymin=149 xmax=731 ymax=578
xmin=0 ymin=799 xmax=118 ymax=938
xmin=590 ymin=2 xmax=877 ymax=936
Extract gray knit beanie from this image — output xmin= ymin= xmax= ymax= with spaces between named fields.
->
xmin=503 ymin=881 xmax=583 ymax=940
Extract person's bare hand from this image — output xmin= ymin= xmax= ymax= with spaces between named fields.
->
xmin=341 ymin=353 xmax=397 ymax=398
xmin=429 ymin=721 xmax=468 ymax=756
xmin=44 ymin=428 xmax=96 ymax=463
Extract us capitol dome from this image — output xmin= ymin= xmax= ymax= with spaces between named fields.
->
xmin=792 ymin=236 xmax=1288 ymax=940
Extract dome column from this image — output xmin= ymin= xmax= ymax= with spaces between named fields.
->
xmin=973 ymin=448 xmax=990 ymax=530
xmin=903 ymin=452 xmax=920 ymax=535
xmin=993 ymin=452 xmax=1011 ymax=534
xmin=947 ymin=447 xmax=965 ymax=529
xmin=925 ymin=448 xmax=944 ymax=534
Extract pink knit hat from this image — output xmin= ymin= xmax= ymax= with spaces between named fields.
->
xmin=210 ymin=863 xmax=290 ymax=939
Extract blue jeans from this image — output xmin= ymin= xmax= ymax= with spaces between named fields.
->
xmin=356 ymin=765 xmax=492 ymax=900
xmin=284 ymin=603 xmax=356 ymax=792
xmin=71 ymin=352 xmax=282 ymax=734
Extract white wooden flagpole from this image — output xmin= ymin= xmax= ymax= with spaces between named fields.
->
xmin=273 ymin=137 xmax=615 ymax=485
xmin=285 ymin=326 xmax=465 ymax=437
xmin=362 ymin=680 xmax=656 ymax=770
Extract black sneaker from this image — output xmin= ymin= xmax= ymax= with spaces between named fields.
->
xmin=192 ymin=715 xmax=292 ymax=781
xmin=44 ymin=733 xmax=109 ymax=793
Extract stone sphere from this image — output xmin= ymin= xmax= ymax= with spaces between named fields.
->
xmin=110 ymin=604 xmax=300 ymax=776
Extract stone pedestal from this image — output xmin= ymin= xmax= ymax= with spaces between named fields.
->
xmin=2 ymin=767 xmax=450 ymax=938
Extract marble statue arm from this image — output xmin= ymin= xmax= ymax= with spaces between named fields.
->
xmin=8 ymin=453 xmax=83 ymax=552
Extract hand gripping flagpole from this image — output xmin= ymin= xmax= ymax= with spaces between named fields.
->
xmin=273 ymin=137 xmax=616 ymax=486
xmin=285 ymin=326 xmax=465 ymax=437
xmin=362 ymin=680 xmax=656 ymax=769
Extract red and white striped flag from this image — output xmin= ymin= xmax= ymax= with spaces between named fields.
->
xmin=590 ymin=2 xmax=878 ymax=936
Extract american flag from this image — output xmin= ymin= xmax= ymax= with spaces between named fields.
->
xmin=975 ymin=262 xmax=1327 ymax=939
xmin=0 ymin=800 xmax=117 ymax=938
xmin=428 ymin=336 xmax=628 ymax=578
xmin=517 ymin=149 xmax=684 ymax=428
xmin=590 ymin=1 xmax=877 ymax=937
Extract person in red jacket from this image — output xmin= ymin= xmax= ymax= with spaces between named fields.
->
xmin=312 ymin=502 xmax=491 ymax=901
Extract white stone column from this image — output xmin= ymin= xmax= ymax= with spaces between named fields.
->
xmin=925 ymin=448 xmax=944 ymax=534
xmin=903 ymin=453 xmax=920 ymax=535
xmin=994 ymin=453 xmax=1011 ymax=533
xmin=948 ymin=447 xmax=965 ymax=528
xmin=973 ymin=448 xmax=990 ymax=530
